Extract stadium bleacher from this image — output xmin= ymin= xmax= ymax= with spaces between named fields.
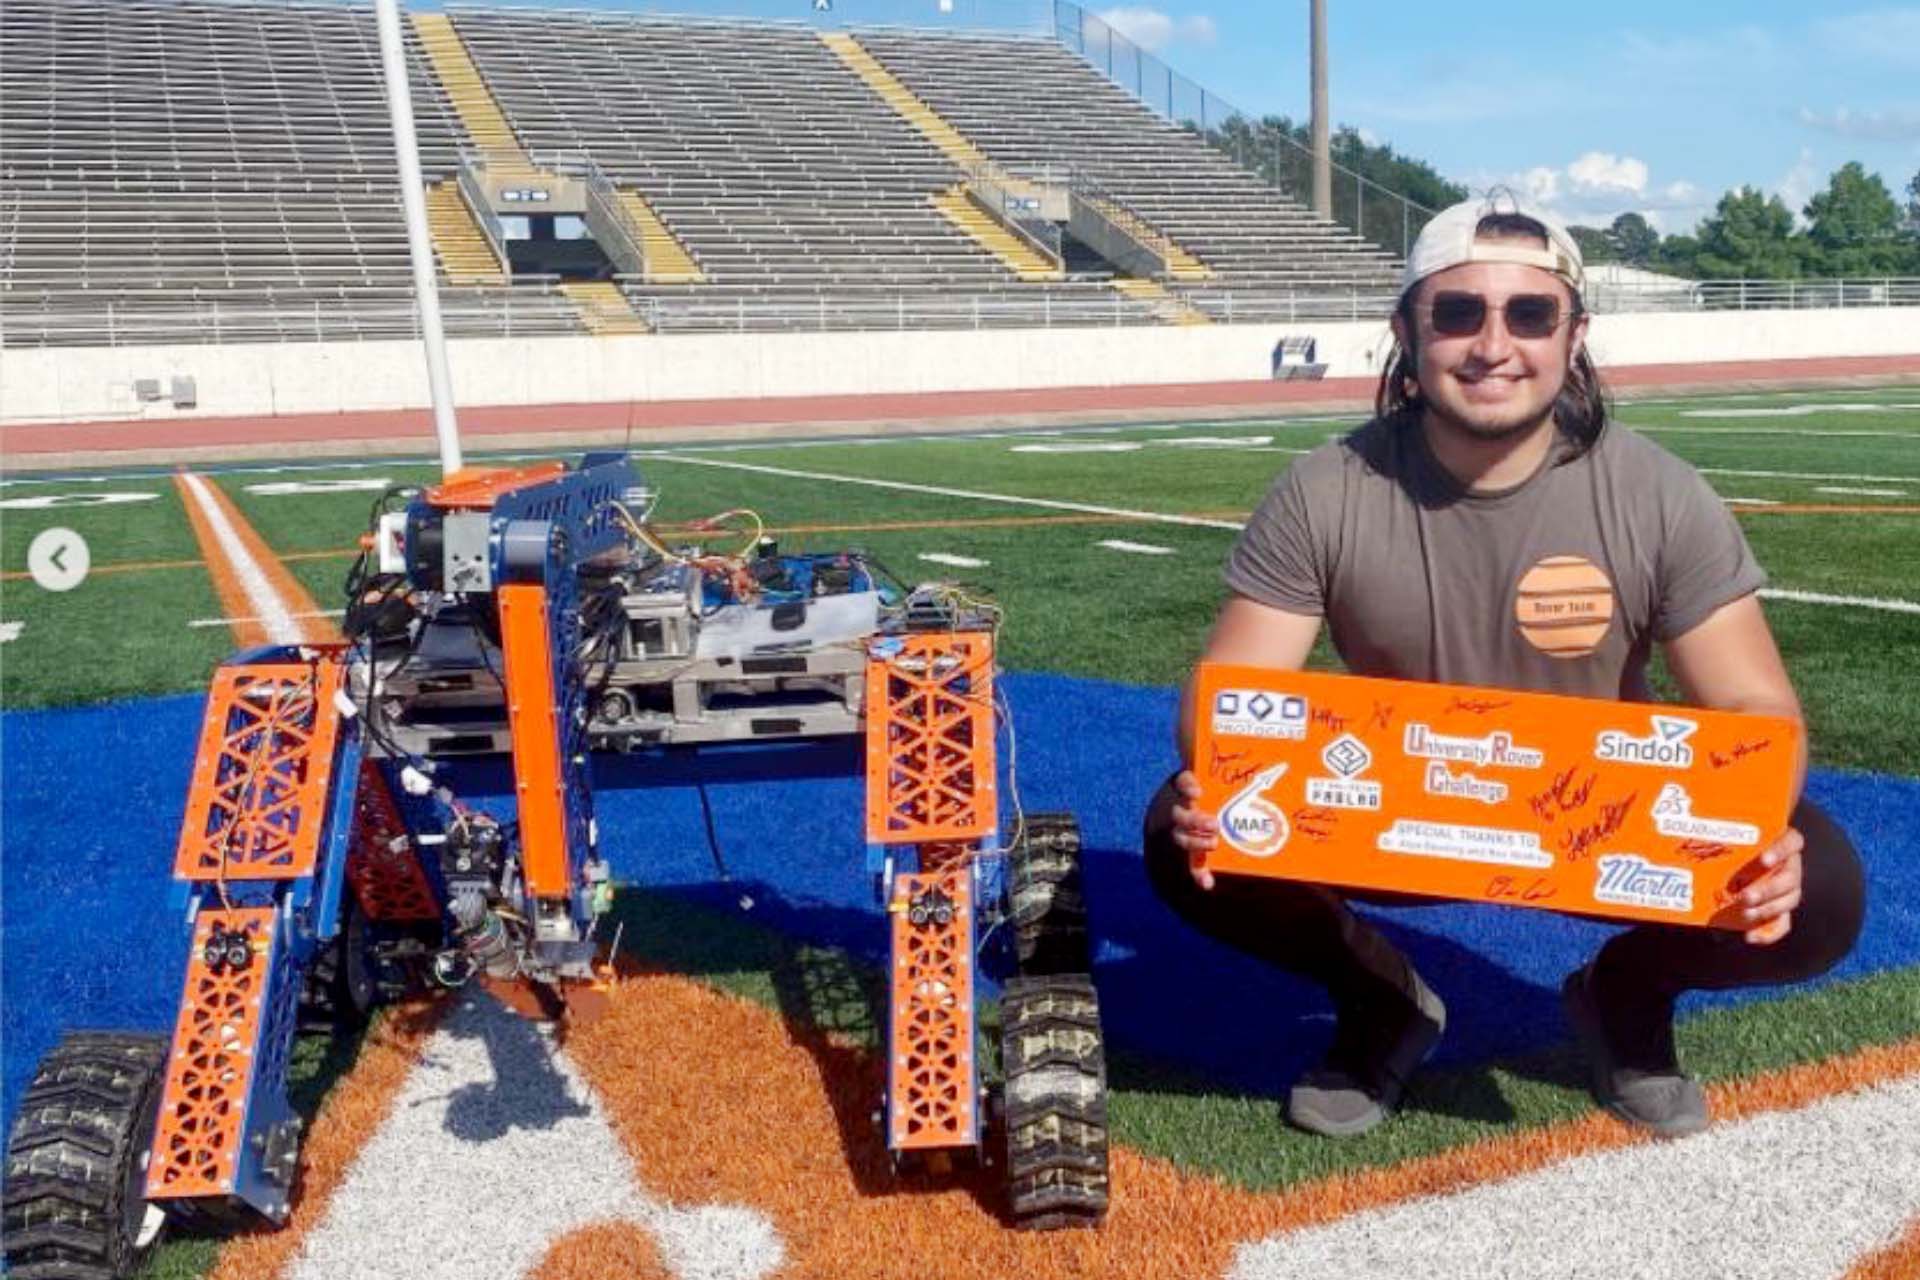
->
xmin=0 ymin=0 xmax=1405 ymax=345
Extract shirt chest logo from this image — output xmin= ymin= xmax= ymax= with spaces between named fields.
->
xmin=1513 ymin=554 xmax=1617 ymax=659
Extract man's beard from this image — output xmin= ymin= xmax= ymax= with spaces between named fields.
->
xmin=1424 ymin=393 xmax=1556 ymax=445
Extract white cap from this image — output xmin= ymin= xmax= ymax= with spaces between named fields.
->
xmin=1400 ymin=193 xmax=1585 ymax=298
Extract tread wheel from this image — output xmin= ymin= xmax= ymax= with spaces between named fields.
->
xmin=299 ymin=897 xmax=377 ymax=1032
xmin=1000 ymin=974 xmax=1109 ymax=1231
xmin=3 ymin=1031 xmax=169 ymax=1280
xmin=1008 ymin=812 xmax=1090 ymax=977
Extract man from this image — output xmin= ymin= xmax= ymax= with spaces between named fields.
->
xmin=1146 ymin=195 xmax=1865 ymax=1140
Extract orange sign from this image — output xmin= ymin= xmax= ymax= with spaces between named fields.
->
xmin=1191 ymin=665 xmax=1800 ymax=929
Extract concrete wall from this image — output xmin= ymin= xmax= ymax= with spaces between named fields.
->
xmin=4 ymin=307 xmax=1917 ymax=424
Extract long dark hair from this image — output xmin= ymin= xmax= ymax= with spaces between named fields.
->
xmin=1375 ymin=215 xmax=1612 ymax=452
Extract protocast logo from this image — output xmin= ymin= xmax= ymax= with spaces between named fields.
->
xmin=1593 ymin=854 xmax=1694 ymax=913
xmin=1212 ymin=689 xmax=1309 ymax=740
xmin=1219 ymin=763 xmax=1291 ymax=857
xmin=1595 ymin=715 xmax=1698 ymax=768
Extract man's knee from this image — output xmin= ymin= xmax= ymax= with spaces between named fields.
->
xmin=1774 ymin=798 xmax=1867 ymax=982
xmin=1141 ymin=772 xmax=1195 ymax=909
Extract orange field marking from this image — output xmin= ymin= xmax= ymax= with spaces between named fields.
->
xmin=530 ymin=1222 xmax=672 ymax=1280
xmin=545 ymin=964 xmax=1920 ymax=1280
xmin=1844 ymin=1214 xmax=1920 ymax=1279
xmin=207 ymin=1003 xmax=442 ymax=1280
xmin=172 ymin=473 xmax=342 ymax=646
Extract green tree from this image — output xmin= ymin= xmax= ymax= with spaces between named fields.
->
xmin=1694 ymin=186 xmax=1802 ymax=278
xmin=1907 ymin=169 xmax=1920 ymax=229
xmin=1803 ymin=161 xmax=1909 ymax=274
xmin=1608 ymin=212 xmax=1659 ymax=266
xmin=1652 ymin=234 xmax=1702 ymax=278
xmin=1567 ymin=225 xmax=1618 ymax=264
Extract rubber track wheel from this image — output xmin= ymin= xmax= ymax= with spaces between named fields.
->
xmin=1008 ymin=812 xmax=1091 ymax=977
xmin=299 ymin=898 xmax=377 ymax=1032
xmin=3 ymin=1031 xmax=169 ymax=1280
xmin=1000 ymin=974 xmax=1110 ymax=1230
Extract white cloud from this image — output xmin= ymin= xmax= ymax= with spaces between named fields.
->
xmin=1095 ymin=7 xmax=1218 ymax=53
xmin=1567 ymin=151 xmax=1650 ymax=198
xmin=1814 ymin=9 xmax=1920 ymax=67
xmin=1776 ymin=147 xmax=1821 ymax=220
xmin=1468 ymin=154 xmax=1709 ymax=234
xmin=1797 ymin=105 xmax=1920 ymax=141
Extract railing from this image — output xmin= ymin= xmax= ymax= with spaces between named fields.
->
xmin=1050 ymin=0 xmax=1434 ymax=258
xmin=958 ymin=160 xmax=1064 ymax=264
xmin=540 ymin=150 xmax=650 ymax=278
xmin=5 ymin=278 xmax=1917 ymax=347
xmin=454 ymin=150 xmax=512 ymax=275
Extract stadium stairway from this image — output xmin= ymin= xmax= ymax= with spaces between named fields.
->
xmin=558 ymin=280 xmax=648 ymax=334
xmin=412 ymin=12 xmax=529 ymax=166
xmin=424 ymin=182 xmax=508 ymax=285
xmin=820 ymin=31 xmax=1064 ymax=283
xmin=1109 ymin=275 xmax=1210 ymax=325
xmin=616 ymin=191 xmax=707 ymax=285
xmin=930 ymin=185 xmax=1061 ymax=281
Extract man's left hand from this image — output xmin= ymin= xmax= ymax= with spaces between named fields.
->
xmin=1740 ymin=825 xmax=1804 ymax=945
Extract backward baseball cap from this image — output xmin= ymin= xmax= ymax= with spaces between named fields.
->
xmin=1400 ymin=192 xmax=1585 ymax=299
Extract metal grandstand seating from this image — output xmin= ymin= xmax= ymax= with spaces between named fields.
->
xmin=445 ymin=6 xmax=1158 ymax=325
xmin=853 ymin=28 xmax=1403 ymax=313
xmin=0 ymin=0 xmax=581 ymax=345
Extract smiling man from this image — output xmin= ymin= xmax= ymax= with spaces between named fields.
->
xmin=1144 ymin=195 xmax=1865 ymax=1140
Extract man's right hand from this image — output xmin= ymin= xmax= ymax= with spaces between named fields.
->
xmin=1168 ymin=769 xmax=1221 ymax=890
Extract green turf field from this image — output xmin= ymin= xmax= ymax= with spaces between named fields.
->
xmin=4 ymin=388 xmax=1916 ymax=770
xmin=6 ymin=387 xmax=1917 ymax=1279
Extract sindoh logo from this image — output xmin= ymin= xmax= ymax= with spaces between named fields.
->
xmin=1595 ymin=715 xmax=1698 ymax=768
xmin=1219 ymin=763 xmax=1291 ymax=858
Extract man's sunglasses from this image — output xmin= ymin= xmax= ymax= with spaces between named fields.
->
xmin=1421 ymin=291 xmax=1569 ymax=339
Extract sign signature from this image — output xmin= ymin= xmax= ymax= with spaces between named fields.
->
xmin=1529 ymin=767 xmax=1597 ymax=823
xmin=1560 ymin=793 xmax=1638 ymax=862
xmin=1709 ymin=738 xmax=1774 ymax=770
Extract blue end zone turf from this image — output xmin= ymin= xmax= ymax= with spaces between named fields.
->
xmin=6 ymin=674 xmax=1918 ymax=1123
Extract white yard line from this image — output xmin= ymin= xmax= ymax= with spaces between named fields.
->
xmin=287 ymin=994 xmax=782 ymax=1280
xmin=1761 ymin=588 xmax=1920 ymax=616
xmin=177 ymin=471 xmax=304 ymax=646
xmin=1637 ymin=426 xmax=1920 ymax=438
xmin=1722 ymin=497 xmax=1782 ymax=506
xmin=1229 ymin=1072 xmax=1920 ymax=1280
xmin=187 ymin=608 xmax=345 ymax=630
xmin=0 ymin=622 xmax=21 ymax=643
xmin=1699 ymin=466 xmax=1920 ymax=484
xmin=917 ymin=552 xmax=988 ymax=568
xmin=640 ymin=454 xmax=1247 ymax=531
xmin=1096 ymin=539 xmax=1176 ymax=555
xmin=1814 ymin=485 xmax=1908 ymax=498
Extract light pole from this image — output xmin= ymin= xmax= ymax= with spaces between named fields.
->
xmin=1310 ymin=0 xmax=1331 ymax=220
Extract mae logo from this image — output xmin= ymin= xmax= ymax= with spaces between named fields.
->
xmin=1219 ymin=763 xmax=1292 ymax=857
xmin=1306 ymin=734 xmax=1384 ymax=810
xmin=1212 ymin=689 xmax=1308 ymax=740
xmin=1595 ymin=715 xmax=1698 ymax=768
xmin=1594 ymin=854 xmax=1694 ymax=913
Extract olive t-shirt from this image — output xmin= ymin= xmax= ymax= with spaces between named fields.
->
xmin=1223 ymin=417 xmax=1766 ymax=700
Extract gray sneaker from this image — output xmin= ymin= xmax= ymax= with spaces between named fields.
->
xmin=1562 ymin=965 xmax=1708 ymax=1139
xmin=1287 ymin=967 xmax=1446 ymax=1138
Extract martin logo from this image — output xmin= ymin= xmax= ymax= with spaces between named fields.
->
xmin=1219 ymin=763 xmax=1292 ymax=857
xmin=1212 ymin=689 xmax=1308 ymax=740
xmin=1595 ymin=715 xmax=1698 ymax=768
xmin=1594 ymin=854 xmax=1694 ymax=912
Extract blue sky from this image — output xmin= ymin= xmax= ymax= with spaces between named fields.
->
xmin=433 ymin=0 xmax=1920 ymax=234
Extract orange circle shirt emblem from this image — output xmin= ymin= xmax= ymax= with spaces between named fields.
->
xmin=1514 ymin=554 xmax=1616 ymax=658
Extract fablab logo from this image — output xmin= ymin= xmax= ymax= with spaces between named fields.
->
xmin=1595 ymin=715 xmax=1698 ymax=768
xmin=1321 ymin=734 xmax=1373 ymax=778
xmin=1219 ymin=763 xmax=1291 ymax=857
xmin=1212 ymin=689 xmax=1308 ymax=740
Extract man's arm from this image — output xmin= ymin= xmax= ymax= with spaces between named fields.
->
xmin=1661 ymin=593 xmax=1806 ymax=800
xmin=1175 ymin=594 xmax=1323 ymax=766
xmin=1661 ymin=593 xmax=1806 ymax=945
